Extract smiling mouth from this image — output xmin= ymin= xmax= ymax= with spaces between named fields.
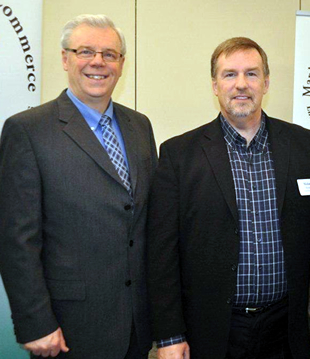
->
xmin=86 ymin=75 xmax=108 ymax=80
xmin=233 ymin=96 xmax=250 ymax=100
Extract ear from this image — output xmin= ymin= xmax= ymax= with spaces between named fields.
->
xmin=62 ymin=49 xmax=69 ymax=72
xmin=212 ymin=79 xmax=218 ymax=96
xmin=263 ymin=75 xmax=270 ymax=94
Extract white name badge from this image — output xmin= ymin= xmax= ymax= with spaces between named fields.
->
xmin=297 ymin=179 xmax=310 ymax=196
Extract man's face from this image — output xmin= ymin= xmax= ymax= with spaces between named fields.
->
xmin=212 ymin=49 xmax=269 ymax=122
xmin=62 ymin=24 xmax=124 ymax=111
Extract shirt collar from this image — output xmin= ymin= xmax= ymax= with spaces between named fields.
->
xmin=66 ymin=88 xmax=114 ymax=131
xmin=220 ymin=113 xmax=267 ymax=152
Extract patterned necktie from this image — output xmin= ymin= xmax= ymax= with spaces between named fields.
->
xmin=99 ymin=115 xmax=133 ymax=198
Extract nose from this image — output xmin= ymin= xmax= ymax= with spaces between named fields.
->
xmin=89 ymin=52 xmax=106 ymax=66
xmin=235 ymin=74 xmax=248 ymax=89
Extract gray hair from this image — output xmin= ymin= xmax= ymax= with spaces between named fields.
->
xmin=60 ymin=14 xmax=126 ymax=55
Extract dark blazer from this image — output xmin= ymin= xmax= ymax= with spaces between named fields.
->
xmin=147 ymin=114 xmax=310 ymax=359
xmin=0 ymin=90 xmax=157 ymax=359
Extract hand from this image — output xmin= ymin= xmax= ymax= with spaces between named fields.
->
xmin=23 ymin=327 xmax=69 ymax=357
xmin=157 ymin=342 xmax=190 ymax=359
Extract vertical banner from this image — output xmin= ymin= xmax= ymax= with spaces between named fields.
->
xmin=293 ymin=11 xmax=310 ymax=129
xmin=0 ymin=0 xmax=42 ymax=132
xmin=0 ymin=1 xmax=42 ymax=357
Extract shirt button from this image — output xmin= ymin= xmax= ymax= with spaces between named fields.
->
xmin=124 ymin=204 xmax=132 ymax=211
xmin=257 ymin=238 xmax=262 ymax=243
xmin=129 ymin=240 xmax=134 ymax=247
xmin=252 ymin=185 xmax=257 ymax=190
xmin=125 ymin=280 xmax=131 ymax=287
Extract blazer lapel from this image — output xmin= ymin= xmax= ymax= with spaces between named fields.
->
xmin=57 ymin=91 xmax=125 ymax=188
xmin=114 ymin=104 xmax=138 ymax=195
xmin=198 ymin=114 xmax=291 ymax=226
xmin=200 ymin=117 xmax=238 ymax=224
xmin=266 ymin=116 xmax=291 ymax=218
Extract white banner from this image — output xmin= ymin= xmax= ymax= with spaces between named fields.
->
xmin=293 ymin=11 xmax=310 ymax=129
xmin=0 ymin=0 xmax=42 ymax=132
xmin=0 ymin=1 xmax=42 ymax=357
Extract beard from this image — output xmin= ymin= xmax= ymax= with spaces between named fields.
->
xmin=226 ymin=97 xmax=257 ymax=118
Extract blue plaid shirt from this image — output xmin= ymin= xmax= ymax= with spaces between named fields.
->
xmin=220 ymin=114 xmax=287 ymax=307
xmin=157 ymin=114 xmax=288 ymax=347
xmin=157 ymin=334 xmax=187 ymax=348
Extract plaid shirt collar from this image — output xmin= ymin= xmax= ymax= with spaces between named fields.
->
xmin=220 ymin=113 xmax=267 ymax=153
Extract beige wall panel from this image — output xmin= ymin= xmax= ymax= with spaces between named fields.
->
xmin=301 ymin=0 xmax=310 ymax=10
xmin=137 ymin=0 xmax=299 ymax=145
xmin=41 ymin=0 xmax=135 ymax=108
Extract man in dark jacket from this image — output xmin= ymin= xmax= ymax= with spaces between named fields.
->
xmin=147 ymin=37 xmax=310 ymax=359
xmin=0 ymin=14 xmax=157 ymax=359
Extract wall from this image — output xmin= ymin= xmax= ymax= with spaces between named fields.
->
xmin=137 ymin=0 xmax=299 ymax=144
xmin=42 ymin=0 xmax=304 ymax=146
xmin=302 ymin=0 xmax=310 ymax=10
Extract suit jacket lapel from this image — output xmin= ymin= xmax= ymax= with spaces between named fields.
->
xmin=57 ymin=91 xmax=125 ymax=188
xmin=114 ymin=104 xmax=138 ymax=195
xmin=200 ymin=116 xmax=239 ymax=224
xmin=266 ymin=116 xmax=291 ymax=218
xmin=199 ymin=114 xmax=291 ymax=227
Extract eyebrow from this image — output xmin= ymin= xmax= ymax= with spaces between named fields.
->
xmin=77 ymin=46 xmax=118 ymax=51
xmin=222 ymin=66 xmax=261 ymax=73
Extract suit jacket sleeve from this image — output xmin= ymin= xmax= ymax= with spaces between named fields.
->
xmin=145 ymin=114 xmax=158 ymax=174
xmin=147 ymin=141 xmax=186 ymax=340
xmin=0 ymin=116 xmax=59 ymax=343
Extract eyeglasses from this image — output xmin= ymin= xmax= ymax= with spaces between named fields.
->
xmin=65 ymin=47 xmax=123 ymax=62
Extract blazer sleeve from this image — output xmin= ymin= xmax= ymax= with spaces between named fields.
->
xmin=0 ymin=117 xmax=59 ymax=343
xmin=147 ymin=141 xmax=186 ymax=340
xmin=147 ymin=115 xmax=158 ymax=172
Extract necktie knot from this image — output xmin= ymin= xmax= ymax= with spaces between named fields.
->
xmin=99 ymin=114 xmax=111 ymax=127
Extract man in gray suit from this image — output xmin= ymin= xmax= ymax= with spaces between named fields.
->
xmin=0 ymin=14 xmax=157 ymax=359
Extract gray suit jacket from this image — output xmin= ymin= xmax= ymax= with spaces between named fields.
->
xmin=0 ymin=90 xmax=157 ymax=359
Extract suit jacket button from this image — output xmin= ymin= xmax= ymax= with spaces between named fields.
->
xmin=227 ymin=298 xmax=232 ymax=304
xmin=125 ymin=280 xmax=131 ymax=287
xmin=129 ymin=240 xmax=134 ymax=247
xmin=234 ymin=228 xmax=239 ymax=235
xmin=231 ymin=264 xmax=237 ymax=271
xmin=124 ymin=204 xmax=132 ymax=211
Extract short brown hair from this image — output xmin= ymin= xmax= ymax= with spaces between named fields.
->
xmin=211 ymin=37 xmax=269 ymax=79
